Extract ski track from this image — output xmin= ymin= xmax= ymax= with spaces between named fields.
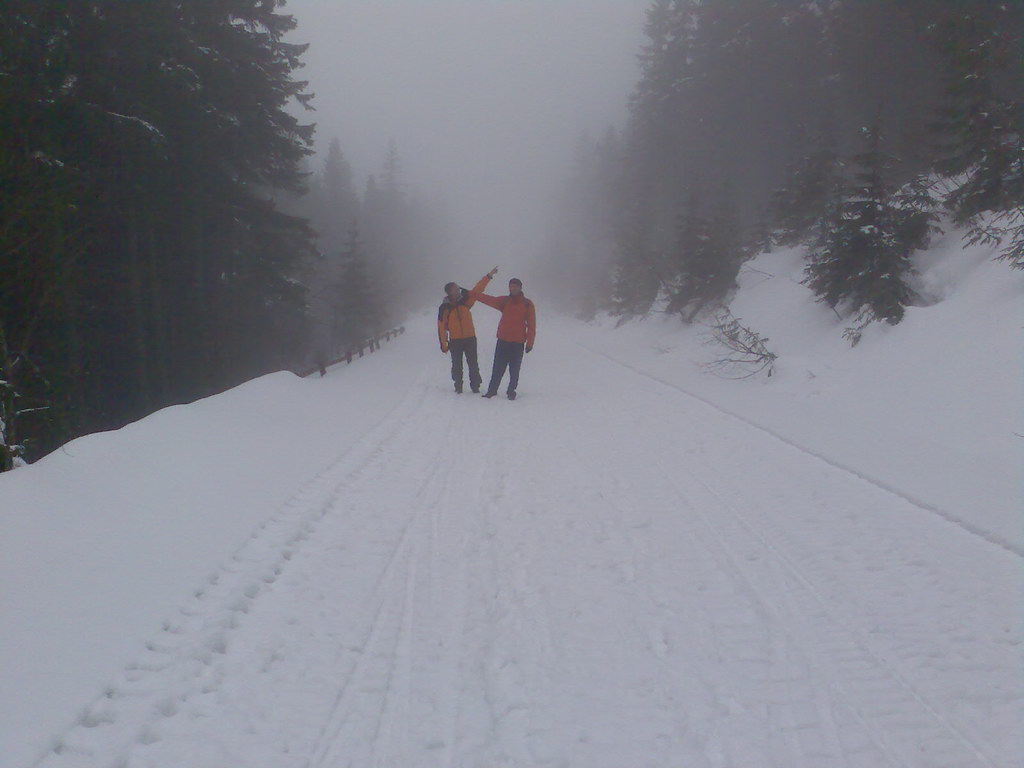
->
xmin=578 ymin=342 xmax=1024 ymax=562
xmin=28 ymin=328 xmax=1022 ymax=768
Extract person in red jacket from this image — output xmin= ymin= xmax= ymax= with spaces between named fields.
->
xmin=470 ymin=273 xmax=537 ymax=400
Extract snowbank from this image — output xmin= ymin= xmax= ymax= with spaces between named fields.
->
xmin=2 ymin=231 xmax=1019 ymax=766
xmin=0 ymin=337 xmax=416 ymax=768
xmin=575 ymin=227 xmax=1023 ymax=552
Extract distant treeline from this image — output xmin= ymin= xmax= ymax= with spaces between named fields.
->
xmin=288 ymin=138 xmax=456 ymax=370
xmin=0 ymin=2 xmax=448 ymax=468
xmin=539 ymin=0 xmax=1023 ymax=328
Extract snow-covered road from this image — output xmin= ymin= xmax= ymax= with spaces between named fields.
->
xmin=30 ymin=321 xmax=1022 ymax=768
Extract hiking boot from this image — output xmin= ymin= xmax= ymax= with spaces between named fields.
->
xmin=454 ymin=382 xmax=463 ymax=394
xmin=507 ymin=391 xmax=517 ymax=401
xmin=482 ymin=391 xmax=498 ymax=399
xmin=471 ymin=385 xmax=480 ymax=394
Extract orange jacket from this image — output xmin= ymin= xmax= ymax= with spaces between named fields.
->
xmin=470 ymin=291 xmax=537 ymax=346
xmin=437 ymin=275 xmax=491 ymax=351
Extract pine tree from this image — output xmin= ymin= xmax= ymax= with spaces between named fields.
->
xmin=536 ymin=126 xmax=624 ymax=318
xmin=588 ymin=127 xmax=624 ymax=312
xmin=381 ymin=139 xmax=403 ymax=202
xmin=994 ymin=209 xmax=1024 ymax=269
xmin=747 ymin=208 xmax=776 ymax=256
xmin=610 ymin=189 xmax=662 ymax=318
xmin=805 ymin=126 xmax=939 ymax=327
xmin=929 ymin=4 xmax=1024 ymax=267
xmin=930 ymin=4 xmax=1024 ymax=222
xmin=668 ymin=188 xmax=746 ymax=322
xmin=318 ymin=138 xmax=359 ymax=254
xmin=331 ymin=224 xmax=381 ymax=352
xmin=360 ymin=142 xmax=424 ymax=312
xmin=771 ymin=125 xmax=842 ymax=247
xmin=1 ymin=327 xmax=22 ymax=471
xmin=666 ymin=192 xmax=710 ymax=317
xmin=1 ymin=0 xmax=318 ymax=459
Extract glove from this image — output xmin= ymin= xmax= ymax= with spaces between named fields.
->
xmin=525 ymin=344 xmax=533 ymax=353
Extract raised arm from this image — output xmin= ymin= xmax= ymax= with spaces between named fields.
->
xmin=469 ymin=291 xmax=506 ymax=311
xmin=463 ymin=273 xmax=492 ymax=309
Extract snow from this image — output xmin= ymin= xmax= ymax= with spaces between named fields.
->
xmin=102 ymin=112 xmax=164 ymax=139
xmin=1 ymin=232 xmax=1022 ymax=767
xmin=0 ymin=357 xmax=412 ymax=768
xmin=575 ymin=228 xmax=1023 ymax=554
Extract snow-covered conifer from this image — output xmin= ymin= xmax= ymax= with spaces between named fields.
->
xmin=805 ymin=126 xmax=939 ymax=328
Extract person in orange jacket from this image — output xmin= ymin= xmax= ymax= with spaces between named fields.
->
xmin=470 ymin=272 xmax=537 ymax=400
xmin=437 ymin=268 xmax=496 ymax=393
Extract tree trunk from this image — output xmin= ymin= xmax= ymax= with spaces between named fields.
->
xmin=0 ymin=326 xmax=17 ymax=472
xmin=146 ymin=212 xmax=171 ymax=402
xmin=128 ymin=205 xmax=154 ymax=413
xmin=60 ymin=221 xmax=84 ymax=437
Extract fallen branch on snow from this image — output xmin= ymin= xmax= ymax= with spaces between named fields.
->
xmin=701 ymin=309 xmax=778 ymax=379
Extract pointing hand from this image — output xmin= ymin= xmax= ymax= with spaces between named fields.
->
xmin=487 ymin=266 xmax=499 ymax=279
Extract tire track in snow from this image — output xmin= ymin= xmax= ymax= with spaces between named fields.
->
xmin=574 ymin=336 xmax=1015 ymax=766
xmin=470 ymin=433 xmax=535 ymax=764
xmin=688 ymin=445 xmax=1022 ymax=762
xmin=302 ymin=502 xmax=419 ymax=768
xmin=578 ymin=342 xmax=1024 ymax=560
xmin=30 ymin=366 xmax=439 ymax=768
xmin=560 ymin=414 xmax=862 ymax=767
xmin=657 ymin=456 xmax=996 ymax=767
xmin=429 ymin=402 xmax=501 ymax=766
xmin=307 ymin=393 xmax=462 ymax=768
xmin=488 ymin=378 xmax=781 ymax=765
xmin=541 ymin=338 xmax=1007 ymax=766
xmin=28 ymin=330 xmax=1017 ymax=768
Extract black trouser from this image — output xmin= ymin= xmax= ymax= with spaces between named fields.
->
xmin=449 ymin=336 xmax=481 ymax=390
xmin=486 ymin=339 xmax=525 ymax=395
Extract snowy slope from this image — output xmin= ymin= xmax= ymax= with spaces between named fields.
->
xmin=2 ymin=242 xmax=1021 ymax=767
xmin=574 ymin=230 xmax=1024 ymax=553
xmin=0 ymin=347 xmax=416 ymax=768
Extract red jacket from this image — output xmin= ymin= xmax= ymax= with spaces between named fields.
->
xmin=470 ymin=291 xmax=537 ymax=346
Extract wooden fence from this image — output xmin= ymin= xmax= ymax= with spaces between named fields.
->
xmin=298 ymin=326 xmax=407 ymax=378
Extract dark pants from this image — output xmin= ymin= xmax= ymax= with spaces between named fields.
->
xmin=449 ymin=337 xmax=481 ymax=390
xmin=486 ymin=339 xmax=526 ymax=395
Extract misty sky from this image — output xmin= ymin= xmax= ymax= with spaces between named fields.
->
xmin=286 ymin=0 xmax=648 ymax=271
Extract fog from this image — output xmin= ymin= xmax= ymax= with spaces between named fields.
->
xmin=6 ymin=0 xmax=1017 ymax=468
xmin=286 ymin=0 xmax=648 ymax=279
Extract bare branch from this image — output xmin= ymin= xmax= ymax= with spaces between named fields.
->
xmin=701 ymin=309 xmax=777 ymax=379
